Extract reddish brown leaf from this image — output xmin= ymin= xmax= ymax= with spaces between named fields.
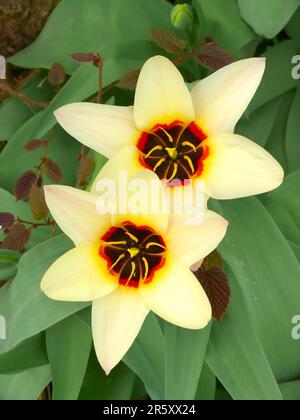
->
xmin=198 ymin=39 xmax=234 ymax=71
xmin=202 ymin=249 xmax=224 ymax=270
xmin=28 ymin=184 xmax=49 ymax=220
xmin=117 ymin=69 xmax=141 ymax=89
xmin=24 ymin=139 xmax=44 ymax=151
xmin=149 ymin=29 xmax=186 ymax=54
xmin=48 ymin=63 xmax=66 ymax=87
xmin=77 ymin=155 xmax=94 ymax=187
xmin=41 ymin=158 xmax=63 ymax=183
xmin=0 ymin=280 xmax=6 ymax=288
xmin=0 ymin=212 xmax=14 ymax=229
xmin=196 ymin=266 xmax=231 ymax=322
xmin=15 ymin=170 xmax=37 ymax=200
xmin=70 ymin=52 xmax=95 ymax=63
xmin=0 ymin=223 xmax=31 ymax=252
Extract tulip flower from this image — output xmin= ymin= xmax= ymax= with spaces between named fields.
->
xmin=54 ymin=56 xmax=283 ymax=199
xmin=41 ymin=171 xmax=228 ymax=374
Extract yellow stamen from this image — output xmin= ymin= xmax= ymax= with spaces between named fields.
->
xmin=127 ymin=261 xmax=136 ymax=283
xmin=124 ymin=231 xmax=138 ymax=242
xmin=142 ymin=257 xmax=149 ymax=282
xmin=128 ymin=247 xmax=140 ymax=258
xmin=183 ymin=155 xmax=195 ymax=174
xmin=153 ymin=158 xmax=165 ymax=172
xmin=104 ymin=240 xmax=127 ymax=246
xmin=167 ymin=163 xmax=178 ymax=182
xmin=182 ymin=141 xmax=196 ymax=152
xmin=160 ymin=127 xmax=174 ymax=143
xmin=146 ymin=242 xmax=166 ymax=250
xmin=165 ymin=147 xmax=178 ymax=160
xmin=145 ymin=145 xmax=163 ymax=158
xmin=109 ymin=253 xmax=125 ymax=271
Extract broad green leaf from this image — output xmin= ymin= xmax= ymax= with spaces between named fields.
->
xmin=236 ymin=96 xmax=282 ymax=147
xmin=238 ymin=0 xmax=300 ymax=38
xmin=79 ymin=350 xmax=136 ymax=400
xmin=286 ymin=87 xmax=300 ymax=172
xmin=0 ymin=333 xmax=48 ymax=374
xmin=123 ymin=313 xmax=165 ymax=400
xmin=198 ymin=0 xmax=256 ymax=53
xmin=285 ymin=6 xmax=300 ymax=39
xmin=280 ymin=380 xmax=300 ymax=400
xmin=264 ymin=169 xmax=300 ymax=248
xmin=10 ymin=0 xmax=172 ymax=73
xmin=249 ymin=40 xmax=299 ymax=112
xmin=215 ymin=198 xmax=300 ymax=382
xmin=0 ymin=71 xmax=54 ymax=140
xmin=164 ymin=321 xmax=211 ymax=400
xmin=194 ymin=363 xmax=216 ymax=400
xmin=264 ymin=90 xmax=294 ymax=173
xmin=0 ymin=235 xmax=88 ymax=354
xmin=207 ymin=267 xmax=282 ymax=400
xmin=0 ymin=365 xmax=51 ymax=400
xmin=46 ymin=315 xmax=92 ymax=400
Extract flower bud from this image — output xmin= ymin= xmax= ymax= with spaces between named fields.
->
xmin=171 ymin=4 xmax=194 ymax=30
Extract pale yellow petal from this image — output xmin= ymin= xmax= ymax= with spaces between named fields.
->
xmin=134 ymin=55 xmax=194 ymax=130
xmin=191 ymin=58 xmax=266 ymax=135
xmin=166 ymin=210 xmax=228 ymax=266
xmin=90 ymin=146 xmax=142 ymax=194
xmin=139 ymin=252 xmax=211 ymax=329
xmin=92 ymin=287 xmax=149 ymax=374
xmin=44 ymin=185 xmax=110 ymax=245
xmin=111 ymin=169 xmax=169 ymax=234
xmin=54 ymin=103 xmax=139 ymax=157
xmin=203 ymin=133 xmax=284 ymax=199
xmin=41 ymin=243 xmax=117 ymax=302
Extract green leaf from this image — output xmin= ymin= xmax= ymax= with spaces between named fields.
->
xmin=0 ymin=365 xmax=51 ymax=400
xmin=46 ymin=315 xmax=92 ymax=400
xmin=264 ymin=169 xmax=300 ymax=249
xmin=236 ymin=96 xmax=282 ymax=147
xmin=206 ymin=267 xmax=282 ymax=400
xmin=286 ymin=87 xmax=300 ymax=172
xmin=0 ymin=235 xmax=88 ymax=354
xmin=249 ymin=41 xmax=299 ymax=113
xmin=0 ymin=334 xmax=48 ymax=374
xmin=10 ymin=0 xmax=173 ymax=73
xmin=279 ymin=380 xmax=300 ymax=400
xmin=123 ymin=313 xmax=165 ymax=399
xmin=0 ymin=71 xmax=54 ymax=140
xmin=79 ymin=350 xmax=137 ymax=400
xmin=199 ymin=0 xmax=256 ymax=53
xmin=214 ymin=197 xmax=300 ymax=382
xmin=194 ymin=363 xmax=216 ymax=400
xmin=238 ymin=0 xmax=300 ymax=39
xmin=285 ymin=6 xmax=300 ymax=39
xmin=164 ymin=322 xmax=211 ymax=400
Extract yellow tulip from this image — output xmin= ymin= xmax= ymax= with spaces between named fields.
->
xmin=41 ymin=171 xmax=228 ymax=374
xmin=54 ymin=56 xmax=283 ymax=199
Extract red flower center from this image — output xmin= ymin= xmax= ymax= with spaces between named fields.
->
xmin=137 ymin=121 xmax=209 ymax=186
xmin=100 ymin=222 xmax=166 ymax=288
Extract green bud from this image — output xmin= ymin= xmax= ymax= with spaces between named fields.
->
xmin=171 ymin=4 xmax=194 ymax=30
